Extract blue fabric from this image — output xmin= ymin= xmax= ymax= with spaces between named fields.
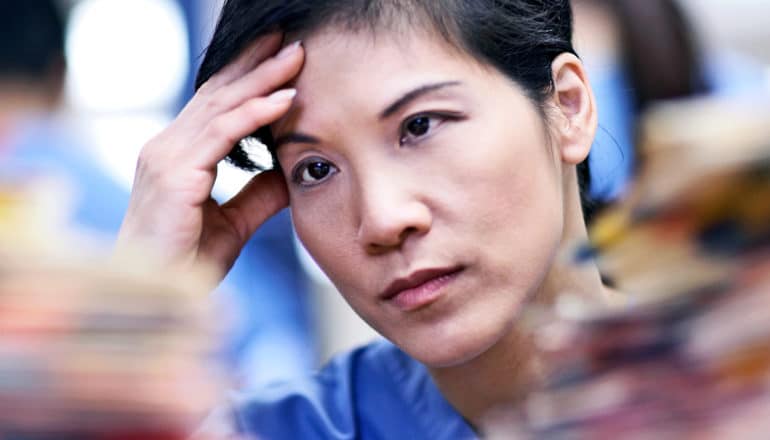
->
xmin=219 ymin=209 xmax=317 ymax=388
xmin=587 ymin=54 xmax=766 ymax=202
xmin=1 ymin=119 xmax=130 ymax=234
xmin=230 ymin=340 xmax=477 ymax=439
xmin=588 ymin=66 xmax=635 ymax=201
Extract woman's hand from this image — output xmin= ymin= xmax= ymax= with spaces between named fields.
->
xmin=117 ymin=34 xmax=303 ymax=279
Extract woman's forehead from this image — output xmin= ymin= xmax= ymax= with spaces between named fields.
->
xmin=291 ymin=30 xmax=483 ymax=108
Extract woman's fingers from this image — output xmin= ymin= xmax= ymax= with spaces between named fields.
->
xmin=119 ymin=33 xmax=301 ymax=276
xmin=201 ymin=32 xmax=283 ymax=91
xmin=212 ymin=41 xmax=304 ymax=113
xmin=200 ymin=170 xmax=289 ymax=273
xmin=176 ymin=40 xmax=304 ymax=145
xmin=190 ymin=89 xmax=297 ymax=169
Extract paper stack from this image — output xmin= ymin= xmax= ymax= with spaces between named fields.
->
xmin=517 ymin=97 xmax=770 ymax=438
xmin=0 ymin=181 xmax=223 ymax=439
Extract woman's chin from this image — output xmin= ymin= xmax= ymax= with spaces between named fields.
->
xmin=395 ymin=326 xmax=503 ymax=369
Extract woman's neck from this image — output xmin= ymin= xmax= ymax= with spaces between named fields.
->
xmin=428 ymin=322 xmax=542 ymax=428
xmin=428 ymin=168 xmax=609 ymax=429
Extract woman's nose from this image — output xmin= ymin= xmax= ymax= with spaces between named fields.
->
xmin=356 ymin=177 xmax=432 ymax=254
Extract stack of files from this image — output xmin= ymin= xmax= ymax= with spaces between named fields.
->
xmin=508 ymin=97 xmax=770 ymax=438
xmin=0 ymin=182 xmax=223 ymax=440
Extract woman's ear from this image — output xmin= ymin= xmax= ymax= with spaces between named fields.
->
xmin=550 ymin=53 xmax=597 ymax=165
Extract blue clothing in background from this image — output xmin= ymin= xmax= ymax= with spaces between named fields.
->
xmin=588 ymin=65 xmax=635 ymax=201
xmin=587 ymin=53 xmax=767 ymax=201
xmin=220 ymin=208 xmax=316 ymax=388
xmin=1 ymin=118 xmax=130 ymax=234
xmin=225 ymin=340 xmax=476 ymax=439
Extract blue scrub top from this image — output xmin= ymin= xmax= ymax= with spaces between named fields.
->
xmin=224 ymin=340 xmax=477 ymax=439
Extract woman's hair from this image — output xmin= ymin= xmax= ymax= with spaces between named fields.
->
xmin=196 ymin=0 xmax=592 ymax=213
xmin=0 ymin=0 xmax=65 ymax=81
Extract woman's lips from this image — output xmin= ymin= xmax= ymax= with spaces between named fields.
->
xmin=381 ymin=267 xmax=464 ymax=312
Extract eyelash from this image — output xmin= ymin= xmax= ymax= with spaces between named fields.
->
xmin=290 ymin=157 xmax=339 ymax=188
xmin=399 ymin=111 xmax=464 ymax=146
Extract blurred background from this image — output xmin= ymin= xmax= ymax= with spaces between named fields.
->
xmin=2 ymin=0 xmax=770 ymax=390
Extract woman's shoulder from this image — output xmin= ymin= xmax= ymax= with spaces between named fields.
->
xmin=222 ymin=339 xmax=474 ymax=439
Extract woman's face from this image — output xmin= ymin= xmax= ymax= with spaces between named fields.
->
xmin=273 ymin=29 xmax=567 ymax=367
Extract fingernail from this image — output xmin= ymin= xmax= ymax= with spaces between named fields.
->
xmin=268 ymin=88 xmax=297 ymax=102
xmin=276 ymin=41 xmax=302 ymax=59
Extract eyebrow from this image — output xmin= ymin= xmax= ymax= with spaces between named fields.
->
xmin=274 ymin=132 xmax=320 ymax=149
xmin=379 ymin=81 xmax=462 ymax=119
xmin=273 ymin=80 xmax=463 ymax=150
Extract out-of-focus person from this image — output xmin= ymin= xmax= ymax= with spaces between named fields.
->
xmin=574 ymin=0 xmax=768 ymax=207
xmin=0 ymin=0 xmax=130 ymax=235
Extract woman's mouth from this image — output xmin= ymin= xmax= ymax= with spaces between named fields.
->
xmin=380 ymin=266 xmax=464 ymax=312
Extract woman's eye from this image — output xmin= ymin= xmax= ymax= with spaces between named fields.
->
xmin=407 ymin=116 xmax=431 ymax=137
xmin=292 ymin=159 xmax=338 ymax=187
xmin=400 ymin=114 xmax=440 ymax=145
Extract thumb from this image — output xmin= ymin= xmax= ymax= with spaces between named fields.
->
xmin=220 ymin=169 xmax=290 ymax=244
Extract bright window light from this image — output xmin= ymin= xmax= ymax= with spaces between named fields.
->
xmin=65 ymin=0 xmax=189 ymax=112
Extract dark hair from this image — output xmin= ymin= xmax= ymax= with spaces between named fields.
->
xmin=0 ymin=0 xmax=65 ymax=80
xmin=609 ymin=0 xmax=711 ymax=112
xmin=197 ymin=0 xmax=592 ymax=212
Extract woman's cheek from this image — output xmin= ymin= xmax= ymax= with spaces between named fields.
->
xmin=291 ymin=189 xmax=353 ymax=264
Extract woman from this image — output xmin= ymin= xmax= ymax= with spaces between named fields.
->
xmin=118 ymin=0 xmax=612 ymax=437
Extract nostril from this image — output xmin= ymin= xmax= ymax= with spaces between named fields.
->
xmin=364 ymin=226 xmax=425 ymax=255
xmin=399 ymin=226 xmax=419 ymax=242
xmin=365 ymin=242 xmax=395 ymax=256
